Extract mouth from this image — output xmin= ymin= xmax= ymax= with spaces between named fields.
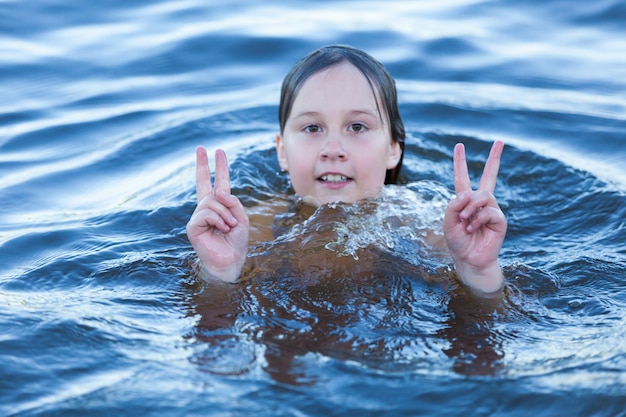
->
xmin=318 ymin=174 xmax=351 ymax=183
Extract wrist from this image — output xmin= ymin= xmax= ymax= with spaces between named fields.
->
xmin=198 ymin=260 xmax=244 ymax=283
xmin=454 ymin=261 xmax=504 ymax=297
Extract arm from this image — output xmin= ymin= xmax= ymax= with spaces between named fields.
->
xmin=443 ymin=141 xmax=507 ymax=297
xmin=186 ymin=147 xmax=250 ymax=282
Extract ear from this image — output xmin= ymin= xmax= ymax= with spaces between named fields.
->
xmin=276 ymin=133 xmax=289 ymax=171
xmin=386 ymin=140 xmax=402 ymax=170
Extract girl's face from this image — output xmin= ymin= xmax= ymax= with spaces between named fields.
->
xmin=276 ymin=62 xmax=402 ymax=207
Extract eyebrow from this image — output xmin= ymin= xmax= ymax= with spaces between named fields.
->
xmin=349 ymin=109 xmax=379 ymax=118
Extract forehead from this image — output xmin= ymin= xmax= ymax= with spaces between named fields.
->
xmin=292 ymin=62 xmax=381 ymax=109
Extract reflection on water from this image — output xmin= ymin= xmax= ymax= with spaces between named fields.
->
xmin=192 ymin=273 xmax=515 ymax=384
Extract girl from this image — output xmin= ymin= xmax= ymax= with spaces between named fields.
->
xmin=186 ymin=45 xmax=507 ymax=297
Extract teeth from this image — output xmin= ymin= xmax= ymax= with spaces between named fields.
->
xmin=321 ymin=174 xmax=348 ymax=183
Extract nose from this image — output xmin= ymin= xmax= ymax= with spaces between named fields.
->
xmin=320 ymin=134 xmax=347 ymax=161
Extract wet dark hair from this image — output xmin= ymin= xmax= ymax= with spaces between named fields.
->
xmin=278 ymin=45 xmax=405 ymax=184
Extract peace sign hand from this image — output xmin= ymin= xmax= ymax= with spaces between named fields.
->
xmin=186 ymin=147 xmax=249 ymax=282
xmin=443 ymin=141 xmax=507 ymax=296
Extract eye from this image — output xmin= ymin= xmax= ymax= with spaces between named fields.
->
xmin=304 ymin=124 xmax=322 ymax=133
xmin=348 ymin=123 xmax=367 ymax=133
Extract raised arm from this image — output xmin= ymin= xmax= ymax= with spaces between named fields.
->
xmin=186 ymin=147 xmax=249 ymax=282
xmin=443 ymin=141 xmax=507 ymax=296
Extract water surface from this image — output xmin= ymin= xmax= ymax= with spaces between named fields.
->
xmin=1 ymin=1 xmax=625 ymax=416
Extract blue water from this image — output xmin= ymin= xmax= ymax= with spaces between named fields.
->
xmin=1 ymin=1 xmax=625 ymax=416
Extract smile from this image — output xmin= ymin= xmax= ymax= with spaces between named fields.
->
xmin=319 ymin=174 xmax=350 ymax=183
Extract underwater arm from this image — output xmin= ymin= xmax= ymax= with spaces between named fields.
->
xmin=443 ymin=141 xmax=507 ymax=297
xmin=186 ymin=147 xmax=250 ymax=283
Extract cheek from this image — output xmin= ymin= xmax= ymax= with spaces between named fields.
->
xmin=357 ymin=143 xmax=391 ymax=168
xmin=362 ymin=147 xmax=393 ymax=182
xmin=284 ymin=149 xmax=310 ymax=183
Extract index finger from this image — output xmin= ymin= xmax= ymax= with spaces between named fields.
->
xmin=453 ymin=143 xmax=472 ymax=195
xmin=195 ymin=146 xmax=213 ymax=202
xmin=477 ymin=140 xmax=504 ymax=193
xmin=214 ymin=148 xmax=231 ymax=195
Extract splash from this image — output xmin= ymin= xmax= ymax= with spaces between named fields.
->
xmin=251 ymin=181 xmax=453 ymax=268
xmin=325 ymin=182 xmax=450 ymax=259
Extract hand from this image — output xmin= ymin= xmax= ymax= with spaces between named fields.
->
xmin=186 ymin=147 xmax=249 ymax=282
xmin=443 ymin=141 xmax=507 ymax=295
